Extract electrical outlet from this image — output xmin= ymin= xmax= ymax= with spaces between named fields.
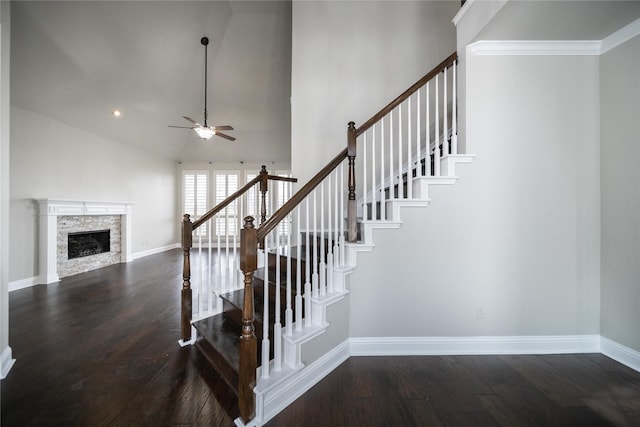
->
xmin=476 ymin=305 xmax=487 ymax=319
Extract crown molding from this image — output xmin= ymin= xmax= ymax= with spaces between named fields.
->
xmin=601 ymin=17 xmax=640 ymax=54
xmin=452 ymin=0 xmax=477 ymax=27
xmin=468 ymin=17 xmax=640 ymax=56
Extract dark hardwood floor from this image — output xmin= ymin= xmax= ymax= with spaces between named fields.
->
xmin=2 ymin=249 xmax=239 ymax=426
xmin=267 ymin=354 xmax=640 ymax=427
xmin=3 ymin=249 xmax=640 ymax=426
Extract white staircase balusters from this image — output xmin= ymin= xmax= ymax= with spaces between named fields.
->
xmin=225 ymin=203 xmax=229 ymax=287
xmin=339 ymin=163 xmax=346 ymax=266
xmin=417 ymin=89 xmax=422 ymax=178
xmin=435 ymin=73 xmax=441 ymax=177
xmin=295 ymin=207 xmax=303 ymax=332
xmin=389 ymin=110 xmax=395 ymax=198
xmin=285 ymin=207 xmax=293 ymax=337
xmin=362 ymin=129 xmax=368 ymax=219
xmin=444 ymin=67 xmax=448 ymax=157
xmin=347 ymin=58 xmax=464 ymax=225
xmin=371 ymin=126 xmax=377 ymax=220
xmin=261 ymin=232 xmax=270 ymax=380
xmin=236 ymin=198 xmax=242 ymax=286
xmin=208 ymin=214 xmax=213 ymax=313
xmin=426 ymin=81 xmax=431 ymax=177
xmin=407 ymin=97 xmax=413 ymax=199
xmin=217 ymin=218 xmax=221 ymax=294
xmin=327 ymin=172 xmax=334 ymax=294
xmin=312 ymin=189 xmax=319 ymax=298
xmin=304 ymin=197 xmax=312 ymax=326
xmin=398 ymin=103 xmax=403 ymax=199
xmin=452 ymin=61 xmax=458 ymax=155
xmin=274 ymin=229 xmax=282 ymax=372
xmin=197 ymin=233 xmax=202 ymax=318
xmin=333 ymin=167 xmax=340 ymax=269
xmin=319 ymin=181 xmax=326 ymax=297
xmin=198 ymin=54 xmax=465 ymax=425
xmin=380 ymin=118 xmax=386 ymax=220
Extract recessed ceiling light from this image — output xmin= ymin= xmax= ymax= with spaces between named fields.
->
xmin=112 ymin=109 xmax=121 ymax=118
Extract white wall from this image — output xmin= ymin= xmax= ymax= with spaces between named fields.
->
xmin=349 ymin=53 xmax=601 ymax=338
xmin=9 ymin=107 xmax=178 ymax=283
xmin=454 ymin=0 xmax=508 ymax=153
xmin=291 ymin=0 xmax=459 ymax=184
xmin=600 ymin=34 xmax=640 ymax=352
xmin=0 ymin=0 xmax=13 ymax=378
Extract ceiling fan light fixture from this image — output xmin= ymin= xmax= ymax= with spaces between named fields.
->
xmin=194 ymin=127 xmax=215 ymax=140
xmin=168 ymin=37 xmax=235 ymax=142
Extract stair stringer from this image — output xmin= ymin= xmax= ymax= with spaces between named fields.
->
xmin=237 ymin=154 xmax=475 ymax=427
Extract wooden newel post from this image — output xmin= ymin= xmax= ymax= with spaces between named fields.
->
xmin=239 ymin=216 xmax=258 ymax=423
xmin=347 ymin=121 xmax=357 ymax=242
xmin=259 ymin=165 xmax=268 ymax=224
xmin=181 ymin=214 xmax=193 ymax=343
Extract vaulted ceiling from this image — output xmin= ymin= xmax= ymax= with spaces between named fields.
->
xmin=11 ymin=1 xmax=639 ymax=166
xmin=11 ymin=1 xmax=292 ymax=164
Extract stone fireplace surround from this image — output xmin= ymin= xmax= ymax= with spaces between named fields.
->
xmin=38 ymin=200 xmax=133 ymax=284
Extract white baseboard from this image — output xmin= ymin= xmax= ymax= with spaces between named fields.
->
xmin=131 ymin=243 xmax=180 ymax=260
xmin=349 ymin=335 xmax=601 ymax=356
xmin=601 ymin=336 xmax=640 ymax=373
xmin=1 ymin=345 xmax=15 ymax=379
xmin=9 ymin=276 xmax=38 ymax=292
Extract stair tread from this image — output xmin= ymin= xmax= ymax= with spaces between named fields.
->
xmin=192 ymin=314 xmax=240 ymax=377
xmin=221 ymin=288 xmax=285 ymax=323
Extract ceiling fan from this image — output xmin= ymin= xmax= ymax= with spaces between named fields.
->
xmin=169 ymin=37 xmax=235 ymax=141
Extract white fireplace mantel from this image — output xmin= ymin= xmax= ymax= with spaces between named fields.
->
xmin=38 ymin=199 xmax=133 ymax=284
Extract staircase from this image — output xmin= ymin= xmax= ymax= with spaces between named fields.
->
xmin=178 ymin=52 xmax=473 ymax=426
xmin=191 ymin=234 xmax=329 ymax=393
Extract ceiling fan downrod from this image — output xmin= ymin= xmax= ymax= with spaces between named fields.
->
xmin=201 ymin=36 xmax=209 ymax=128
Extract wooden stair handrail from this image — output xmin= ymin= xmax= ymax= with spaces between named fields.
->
xmin=191 ymin=168 xmax=298 ymax=230
xmin=356 ymin=52 xmax=458 ymax=137
xmin=257 ymin=148 xmax=349 ymax=241
xmin=267 ymin=175 xmax=298 ymax=183
xmin=254 ymin=52 xmax=458 ymax=242
xmin=207 ymin=52 xmax=459 ymax=425
xmin=192 ymin=175 xmax=260 ymax=230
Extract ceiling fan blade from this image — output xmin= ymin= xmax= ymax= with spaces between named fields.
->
xmin=183 ymin=116 xmax=201 ymax=126
xmin=168 ymin=125 xmax=194 ymax=129
xmin=212 ymin=125 xmax=234 ymax=131
xmin=215 ymin=132 xmax=236 ymax=141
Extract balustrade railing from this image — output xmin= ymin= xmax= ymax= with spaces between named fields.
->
xmin=180 ymin=166 xmax=296 ymax=344
xmin=356 ymin=52 xmax=458 ymax=219
xmin=238 ymin=149 xmax=349 ymax=422
xmin=181 ymin=52 xmax=459 ymax=425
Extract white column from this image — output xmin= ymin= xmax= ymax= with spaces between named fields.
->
xmin=121 ymin=205 xmax=133 ymax=263
xmin=38 ymin=203 xmax=60 ymax=284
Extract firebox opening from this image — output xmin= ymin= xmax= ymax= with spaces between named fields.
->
xmin=68 ymin=230 xmax=110 ymax=259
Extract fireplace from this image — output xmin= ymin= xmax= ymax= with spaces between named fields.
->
xmin=68 ymin=229 xmax=111 ymax=259
xmin=38 ymin=200 xmax=133 ymax=284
